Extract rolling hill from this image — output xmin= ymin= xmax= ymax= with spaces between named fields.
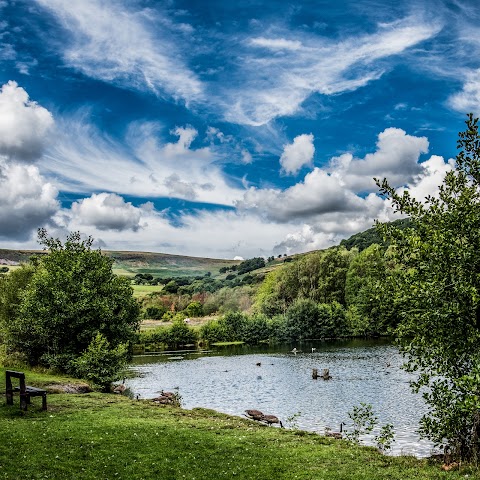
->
xmin=0 ymin=249 xmax=239 ymax=278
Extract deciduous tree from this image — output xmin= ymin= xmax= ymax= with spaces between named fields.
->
xmin=377 ymin=114 xmax=480 ymax=462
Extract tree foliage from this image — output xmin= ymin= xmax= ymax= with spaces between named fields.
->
xmin=0 ymin=230 xmax=140 ymax=380
xmin=376 ymin=114 xmax=480 ymax=462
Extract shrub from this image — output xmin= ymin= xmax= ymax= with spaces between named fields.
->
xmin=72 ymin=333 xmax=128 ymax=392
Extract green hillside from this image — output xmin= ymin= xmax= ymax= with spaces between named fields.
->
xmin=340 ymin=218 xmax=411 ymax=251
xmin=0 ymin=248 xmax=239 ymax=278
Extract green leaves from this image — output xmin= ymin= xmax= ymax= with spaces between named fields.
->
xmin=378 ymin=114 xmax=480 ymax=462
xmin=0 ymin=230 xmax=140 ymax=387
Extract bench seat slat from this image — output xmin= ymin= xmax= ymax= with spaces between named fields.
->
xmin=14 ymin=386 xmax=47 ymax=395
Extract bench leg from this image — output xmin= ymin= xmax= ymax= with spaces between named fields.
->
xmin=42 ymin=394 xmax=47 ymax=411
xmin=6 ymin=389 xmax=13 ymax=406
xmin=20 ymin=393 xmax=28 ymax=411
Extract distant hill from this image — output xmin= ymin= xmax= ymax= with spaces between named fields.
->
xmin=340 ymin=218 xmax=411 ymax=251
xmin=0 ymin=218 xmax=411 ymax=277
xmin=0 ymin=248 xmax=239 ymax=278
xmin=108 ymin=251 xmax=238 ymax=278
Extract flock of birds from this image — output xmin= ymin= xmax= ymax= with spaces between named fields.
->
xmin=244 ymin=409 xmax=283 ymax=428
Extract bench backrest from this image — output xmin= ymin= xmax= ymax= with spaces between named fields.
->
xmin=6 ymin=370 xmax=26 ymax=393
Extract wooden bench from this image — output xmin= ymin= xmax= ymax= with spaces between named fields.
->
xmin=5 ymin=370 xmax=47 ymax=411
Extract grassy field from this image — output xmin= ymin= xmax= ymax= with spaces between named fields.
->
xmin=131 ymin=284 xmax=164 ymax=298
xmin=0 ymin=366 xmax=475 ymax=480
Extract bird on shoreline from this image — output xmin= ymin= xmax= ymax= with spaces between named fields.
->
xmin=326 ymin=422 xmax=345 ymax=439
xmin=113 ymin=378 xmax=126 ymax=394
xmin=262 ymin=414 xmax=284 ymax=428
xmin=245 ymin=409 xmax=264 ymax=421
xmin=291 ymin=348 xmax=297 ymax=355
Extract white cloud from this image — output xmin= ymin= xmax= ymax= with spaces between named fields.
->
xmin=249 ymin=37 xmax=302 ymax=51
xmin=329 ymin=128 xmax=429 ymax=192
xmin=241 ymin=149 xmax=253 ymax=164
xmin=164 ymin=173 xmax=197 ymax=200
xmin=448 ymin=68 xmax=480 ymax=114
xmin=280 ymin=133 xmax=315 ymax=175
xmin=40 ymin=116 xmax=244 ymax=206
xmin=272 ymin=225 xmax=337 ymax=256
xmin=0 ymin=81 xmax=53 ymax=161
xmin=400 ymin=154 xmax=454 ymax=201
xmin=224 ymin=16 xmax=441 ymax=125
xmin=237 ymin=167 xmax=362 ymax=222
xmin=71 ymin=193 xmax=143 ymax=232
xmin=34 ymin=0 xmax=202 ymax=104
xmin=0 ymin=161 xmax=59 ymax=239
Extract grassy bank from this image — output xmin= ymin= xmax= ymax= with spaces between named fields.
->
xmin=0 ymin=367 xmax=475 ymax=480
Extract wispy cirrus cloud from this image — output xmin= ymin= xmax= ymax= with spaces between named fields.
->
xmin=448 ymin=68 xmax=480 ymax=115
xmin=249 ymin=37 xmax=302 ymax=51
xmin=41 ymin=115 xmax=244 ymax=206
xmin=34 ymin=0 xmax=203 ymax=104
xmin=222 ymin=16 xmax=442 ymax=125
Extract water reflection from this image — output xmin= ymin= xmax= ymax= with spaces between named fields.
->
xmin=127 ymin=339 xmax=435 ymax=457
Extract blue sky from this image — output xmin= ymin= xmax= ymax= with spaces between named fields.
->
xmin=0 ymin=0 xmax=478 ymax=258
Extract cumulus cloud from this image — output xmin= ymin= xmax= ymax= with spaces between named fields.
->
xmin=329 ymin=128 xmax=429 ymax=192
xmin=280 ymin=133 xmax=315 ymax=175
xmin=233 ymin=126 xmax=451 ymax=254
xmin=272 ymin=225 xmax=337 ymax=256
xmin=237 ymin=168 xmax=362 ymax=222
xmin=71 ymin=208 xmax=302 ymax=259
xmin=0 ymin=161 xmax=59 ymax=239
xmin=0 ymin=81 xmax=53 ymax=161
xmin=399 ymin=154 xmax=454 ymax=201
xmin=34 ymin=0 xmax=202 ymax=104
xmin=71 ymin=192 xmax=142 ymax=231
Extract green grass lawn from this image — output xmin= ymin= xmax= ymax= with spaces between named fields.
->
xmin=0 ymin=366 xmax=476 ymax=480
xmin=131 ymin=284 xmax=164 ymax=298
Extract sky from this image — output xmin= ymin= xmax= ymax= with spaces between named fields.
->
xmin=0 ymin=0 xmax=478 ymax=259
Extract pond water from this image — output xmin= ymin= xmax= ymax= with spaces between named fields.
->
xmin=126 ymin=339 xmax=435 ymax=457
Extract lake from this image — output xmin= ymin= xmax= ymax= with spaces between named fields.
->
xmin=126 ymin=339 xmax=435 ymax=457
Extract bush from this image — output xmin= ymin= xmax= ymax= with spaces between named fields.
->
xmin=241 ymin=313 xmax=271 ymax=344
xmin=199 ymin=320 xmax=228 ymax=343
xmin=144 ymin=305 xmax=167 ymax=319
xmin=72 ymin=333 xmax=128 ymax=392
xmin=185 ymin=301 xmax=204 ymax=317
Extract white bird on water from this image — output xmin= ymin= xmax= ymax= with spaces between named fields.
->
xmin=291 ymin=348 xmax=297 ymax=355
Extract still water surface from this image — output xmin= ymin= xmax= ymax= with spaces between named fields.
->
xmin=127 ymin=339 xmax=435 ymax=457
